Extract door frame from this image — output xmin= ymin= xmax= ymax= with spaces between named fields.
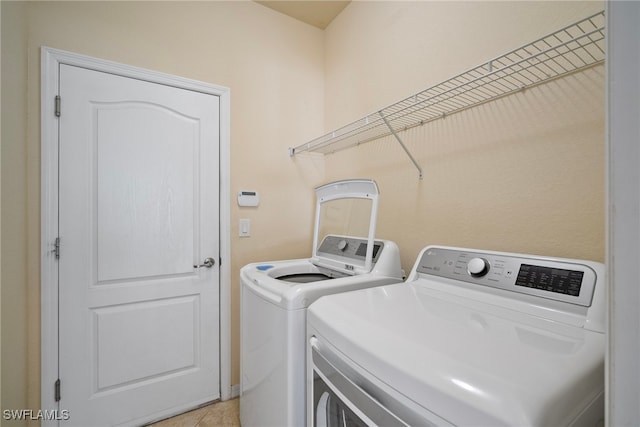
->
xmin=40 ymin=46 xmax=232 ymax=421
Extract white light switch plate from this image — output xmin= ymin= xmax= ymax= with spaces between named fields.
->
xmin=239 ymin=219 xmax=250 ymax=237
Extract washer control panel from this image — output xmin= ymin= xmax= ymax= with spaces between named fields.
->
xmin=317 ymin=235 xmax=383 ymax=263
xmin=416 ymin=247 xmax=597 ymax=307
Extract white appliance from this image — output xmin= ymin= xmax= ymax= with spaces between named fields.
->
xmin=308 ymin=245 xmax=606 ymax=427
xmin=240 ymin=179 xmax=404 ymax=427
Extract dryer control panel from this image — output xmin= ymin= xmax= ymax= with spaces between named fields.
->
xmin=415 ymin=247 xmax=598 ymax=307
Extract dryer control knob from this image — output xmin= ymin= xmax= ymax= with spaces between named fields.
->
xmin=468 ymin=257 xmax=489 ymax=277
xmin=338 ymin=240 xmax=348 ymax=251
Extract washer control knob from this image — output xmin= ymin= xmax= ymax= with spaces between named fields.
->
xmin=337 ymin=240 xmax=348 ymax=251
xmin=467 ymin=257 xmax=489 ymax=277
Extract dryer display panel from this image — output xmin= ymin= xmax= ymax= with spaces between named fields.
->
xmin=515 ymin=264 xmax=584 ymax=296
xmin=414 ymin=247 xmax=597 ymax=307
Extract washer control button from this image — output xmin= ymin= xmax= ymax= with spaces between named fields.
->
xmin=468 ymin=257 xmax=490 ymax=277
xmin=337 ymin=240 xmax=348 ymax=251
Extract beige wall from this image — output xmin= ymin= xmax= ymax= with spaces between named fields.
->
xmin=1 ymin=0 xmax=325 ymax=420
xmin=2 ymin=1 xmax=29 ymax=423
xmin=1 ymin=0 xmax=606 ymax=423
xmin=323 ymin=1 xmax=605 ymax=272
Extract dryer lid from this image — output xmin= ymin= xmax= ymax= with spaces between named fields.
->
xmin=308 ymin=281 xmax=605 ymax=426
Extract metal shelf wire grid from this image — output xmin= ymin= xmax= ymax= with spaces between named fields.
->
xmin=290 ymin=10 xmax=605 ymax=158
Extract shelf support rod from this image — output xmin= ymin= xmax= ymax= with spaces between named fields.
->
xmin=379 ymin=112 xmax=423 ymax=179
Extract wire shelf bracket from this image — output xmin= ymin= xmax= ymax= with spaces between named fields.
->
xmin=289 ymin=10 xmax=606 ymax=178
xmin=379 ymin=111 xmax=424 ymax=179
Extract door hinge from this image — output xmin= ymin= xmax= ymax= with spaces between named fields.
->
xmin=54 ymin=379 xmax=61 ymax=402
xmin=54 ymin=237 xmax=61 ymax=259
xmin=55 ymin=95 xmax=61 ymax=117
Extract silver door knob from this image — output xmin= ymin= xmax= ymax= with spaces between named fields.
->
xmin=194 ymin=257 xmax=215 ymax=268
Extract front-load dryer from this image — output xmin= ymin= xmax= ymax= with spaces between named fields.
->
xmin=240 ymin=179 xmax=403 ymax=427
xmin=308 ymin=245 xmax=605 ymax=427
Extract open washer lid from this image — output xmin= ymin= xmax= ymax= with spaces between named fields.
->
xmin=311 ymin=179 xmax=379 ymax=275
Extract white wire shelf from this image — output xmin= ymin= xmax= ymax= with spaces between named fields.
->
xmin=289 ymin=10 xmax=605 ymax=178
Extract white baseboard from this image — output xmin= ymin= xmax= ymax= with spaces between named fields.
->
xmin=230 ymin=384 xmax=240 ymax=398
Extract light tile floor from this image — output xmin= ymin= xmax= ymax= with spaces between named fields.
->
xmin=148 ymin=398 xmax=240 ymax=427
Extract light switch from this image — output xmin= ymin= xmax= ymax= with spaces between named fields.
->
xmin=239 ymin=219 xmax=251 ymax=237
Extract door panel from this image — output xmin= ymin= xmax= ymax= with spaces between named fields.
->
xmin=92 ymin=296 xmax=198 ymax=391
xmin=58 ymin=64 xmax=220 ymax=426
xmin=96 ymin=103 xmax=198 ymax=281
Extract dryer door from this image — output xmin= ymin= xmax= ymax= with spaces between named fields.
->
xmin=310 ymin=339 xmax=410 ymax=427
xmin=309 ymin=338 xmax=453 ymax=427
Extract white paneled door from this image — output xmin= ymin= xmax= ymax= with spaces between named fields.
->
xmin=58 ymin=64 xmax=220 ymax=425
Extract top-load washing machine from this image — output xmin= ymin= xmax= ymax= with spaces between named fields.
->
xmin=240 ymin=179 xmax=403 ymax=427
xmin=308 ymin=245 xmax=606 ymax=426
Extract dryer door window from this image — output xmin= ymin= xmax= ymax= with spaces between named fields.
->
xmin=314 ymin=374 xmax=368 ymax=427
